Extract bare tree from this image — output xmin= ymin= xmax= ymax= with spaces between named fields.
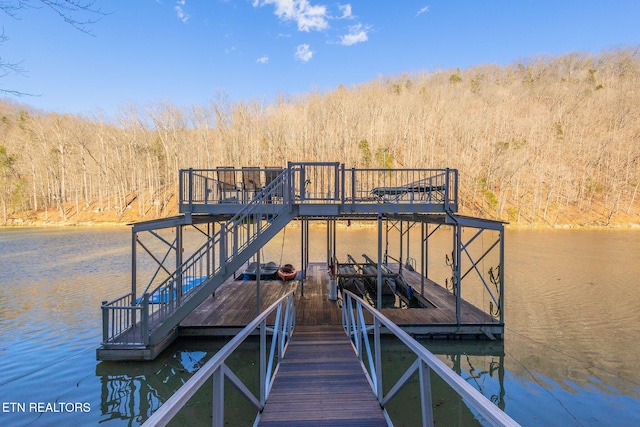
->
xmin=1 ymin=0 xmax=107 ymax=95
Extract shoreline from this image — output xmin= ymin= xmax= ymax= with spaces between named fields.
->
xmin=2 ymin=218 xmax=640 ymax=230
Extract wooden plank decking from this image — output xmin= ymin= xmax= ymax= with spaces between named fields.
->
xmin=180 ymin=262 xmax=501 ymax=338
xmin=258 ymin=325 xmax=387 ymax=426
xmin=383 ymin=264 xmax=500 ymax=327
xmin=180 ymin=263 xmax=342 ymax=334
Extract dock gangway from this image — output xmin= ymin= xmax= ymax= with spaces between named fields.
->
xmin=141 ymin=290 xmax=519 ymax=426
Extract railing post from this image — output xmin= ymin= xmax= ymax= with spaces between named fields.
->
xmin=212 ymin=365 xmax=224 ymax=427
xmin=374 ymin=317 xmax=383 ymax=401
xmin=220 ymin=224 xmax=227 ymax=275
xmin=334 ymin=162 xmax=340 ymax=200
xmin=419 ymin=360 xmax=435 ymax=427
xmin=187 ymin=168 xmax=193 ymax=210
xmin=351 ymin=168 xmax=356 ymax=210
xmin=260 ymin=319 xmax=267 ymax=404
xmin=141 ymin=293 xmax=150 ymax=345
xmin=101 ymin=301 xmax=109 ymax=343
xmin=444 ymin=168 xmax=450 ymax=212
xmin=340 ymin=164 xmax=345 ymax=205
xmin=288 ymin=163 xmax=295 ymax=208
xmin=454 ymin=169 xmax=459 ymax=208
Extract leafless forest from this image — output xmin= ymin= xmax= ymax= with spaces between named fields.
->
xmin=1 ymin=47 xmax=639 ymax=226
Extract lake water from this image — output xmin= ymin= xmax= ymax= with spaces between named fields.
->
xmin=0 ymin=226 xmax=639 ymax=426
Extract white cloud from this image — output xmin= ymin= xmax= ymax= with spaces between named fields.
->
xmin=416 ymin=6 xmax=429 ymax=16
xmin=175 ymin=0 xmax=190 ymax=23
xmin=295 ymin=44 xmax=313 ymax=62
xmin=338 ymin=4 xmax=352 ymax=19
xmin=253 ymin=0 xmax=329 ymax=32
xmin=257 ymin=55 xmax=269 ymax=64
xmin=339 ymin=23 xmax=369 ymax=46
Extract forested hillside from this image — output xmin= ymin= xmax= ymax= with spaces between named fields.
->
xmin=1 ymin=47 xmax=639 ymax=227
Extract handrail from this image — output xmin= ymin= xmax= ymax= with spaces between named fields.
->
xmin=143 ymin=169 xmax=289 ymax=331
xmin=102 ymin=169 xmax=291 ymax=346
xmin=179 ymin=165 xmax=458 ymax=208
xmin=142 ymin=291 xmax=296 ymax=427
xmin=341 ymin=290 xmax=520 ymax=427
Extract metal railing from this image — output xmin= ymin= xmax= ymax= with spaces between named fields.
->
xmin=342 ymin=167 xmax=455 ymax=205
xmin=179 ymin=164 xmax=459 ymax=211
xmin=101 ymin=293 xmax=146 ymax=346
xmin=102 ymin=169 xmax=291 ymax=347
xmin=341 ymin=290 xmax=520 ymax=427
xmin=179 ymin=166 xmax=288 ymax=207
xmin=141 ymin=291 xmax=296 ymax=427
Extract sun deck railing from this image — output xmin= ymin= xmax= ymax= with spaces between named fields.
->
xmin=341 ymin=167 xmax=455 ymax=205
xmin=141 ymin=291 xmax=296 ymax=427
xmin=341 ymin=290 xmax=520 ymax=427
xmin=179 ymin=164 xmax=458 ymax=211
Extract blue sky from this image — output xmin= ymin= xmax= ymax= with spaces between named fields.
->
xmin=1 ymin=0 xmax=639 ymax=116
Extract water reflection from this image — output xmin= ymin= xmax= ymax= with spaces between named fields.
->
xmin=96 ymin=340 xmax=217 ymax=424
xmin=428 ymin=341 xmax=506 ymax=411
xmin=95 ymin=338 xmax=264 ymax=426
xmin=2 ymin=227 xmax=640 ymax=426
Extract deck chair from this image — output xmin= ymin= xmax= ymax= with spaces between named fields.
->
xmin=216 ymin=167 xmax=240 ymax=203
xmin=264 ymin=167 xmax=284 ymax=203
xmin=242 ymin=167 xmax=262 ymax=202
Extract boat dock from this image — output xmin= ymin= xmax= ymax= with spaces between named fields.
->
xmin=97 ymin=163 xmax=516 ymax=426
xmin=98 ymin=163 xmax=506 ymax=361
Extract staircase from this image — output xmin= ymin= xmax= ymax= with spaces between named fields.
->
xmin=98 ymin=170 xmax=294 ymax=359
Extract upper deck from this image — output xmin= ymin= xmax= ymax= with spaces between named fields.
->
xmin=179 ymin=162 xmax=458 ymax=216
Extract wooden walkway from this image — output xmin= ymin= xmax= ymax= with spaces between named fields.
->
xmin=258 ymin=325 xmax=387 ymax=426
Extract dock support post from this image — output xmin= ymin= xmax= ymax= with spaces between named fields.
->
xmin=454 ymin=222 xmax=462 ymax=325
xmin=300 ymin=219 xmax=304 ymax=296
xmin=377 ymin=214 xmax=383 ymax=310
xmin=131 ymin=231 xmax=137 ymax=326
xmin=399 ymin=220 xmax=403 ymax=269
xmin=421 ymin=223 xmax=426 ymax=296
xmin=499 ymin=227 xmax=505 ymax=326
xmin=305 ymin=219 xmax=309 ymax=279
xmin=326 ymin=219 xmax=331 ymax=266
xmin=176 ymin=224 xmax=183 ymax=305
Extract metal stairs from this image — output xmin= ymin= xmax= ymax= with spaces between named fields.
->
xmin=147 ymin=206 xmax=295 ymax=345
xmin=99 ymin=169 xmax=295 ymax=357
